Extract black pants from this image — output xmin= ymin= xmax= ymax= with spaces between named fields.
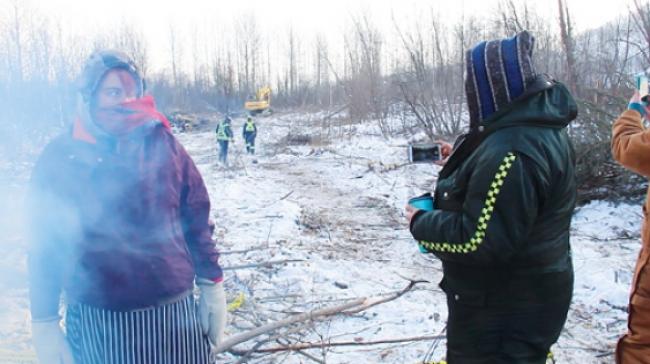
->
xmin=443 ymin=276 xmax=572 ymax=363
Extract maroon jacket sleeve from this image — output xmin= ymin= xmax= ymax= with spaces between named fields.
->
xmin=177 ymin=139 xmax=223 ymax=282
xmin=27 ymin=145 xmax=66 ymax=320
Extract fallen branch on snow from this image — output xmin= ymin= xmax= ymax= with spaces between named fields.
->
xmin=571 ymin=233 xmax=639 ymax=241
xmin=261 ymin=190 xmax=295 ymax=209
xmin=215 ymin=297 xmax=366 ymax=353
xmin=219 ymin=247 xmax=271 ymax=255
xmin=343 ymin=280 xmax=426 ymax=314
xmin=222 ymin=259 xmax=304 ymax=271
xmin=231 ymin=334 xmax=446 ymax=354
xmin=214 ymin=281 xmax=424 ymax=354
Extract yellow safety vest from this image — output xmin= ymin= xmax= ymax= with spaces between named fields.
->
xmin=216 ymin=123 xmax=229 ymax=140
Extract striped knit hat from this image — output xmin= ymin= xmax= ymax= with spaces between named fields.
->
xmin=465 ymin=31 xmax=537 ymax=127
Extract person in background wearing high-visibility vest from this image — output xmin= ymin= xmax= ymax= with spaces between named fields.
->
xmin=242 ymin=116 xmax=257 ymax=155
xmin=216 ymin=116 xmax=234 ymax=165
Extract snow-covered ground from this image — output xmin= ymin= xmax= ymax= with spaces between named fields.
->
xmin=0 ymin=111 xmax=643 ymax=363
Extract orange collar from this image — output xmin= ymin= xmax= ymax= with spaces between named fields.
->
xmin=72 ymin=118 xmax=97 ymax=144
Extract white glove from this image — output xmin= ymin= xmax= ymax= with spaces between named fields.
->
xmin=197 ymin=279 xmax=227 ymax=346
xmin=31 ymin=318 xmax=75 ymax=364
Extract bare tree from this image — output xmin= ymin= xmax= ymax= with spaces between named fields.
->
xmin=168 ymin=23 xmax=181 ymax=89
xmin=7 ymin=0 xmax=24 ymax=83
xmin=314 ymin=34 xmax=330 ymax=106
xmin=630 ymin=0 xmax=650 ymax=64
xmin=557 ymin=0 xmax=578 ymax=94
xmin=234 ymin=14 xmax=261 ymax=97
xmin=343 ymin=12 xmax=391 ymax=132
xmin=496 ymin=0 xmax=533 ymax=34
xmin=288 ymin=26 xmax=298 ymax=97
xmin=114 ymin=22 xmax=149 ymax=78
xmin=393 ymin=9 xmax=464 ymax=139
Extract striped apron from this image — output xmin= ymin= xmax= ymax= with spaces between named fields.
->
xmin=65 ymin=293 xmax=212 ymax=364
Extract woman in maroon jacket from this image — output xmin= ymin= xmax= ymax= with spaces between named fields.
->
xmin=27 ymin=50 xmax=226 ymax=364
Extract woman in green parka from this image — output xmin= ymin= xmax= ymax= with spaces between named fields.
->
xmin=406 ymin=31 xmax=578 ymax=364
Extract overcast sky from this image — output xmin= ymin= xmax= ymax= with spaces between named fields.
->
xmin=32 ymin=0 xmax=634 ymax=32
xmin=7 ymin=0 xmax=637 ymax=72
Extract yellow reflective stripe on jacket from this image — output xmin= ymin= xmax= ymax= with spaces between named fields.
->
xmin=245 ymin=121 xmax=255 ymax=131
xmin=419 ymin=152 xmax=517 ymax=254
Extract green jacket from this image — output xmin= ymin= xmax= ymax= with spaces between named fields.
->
xmin=410 ymin=77 xmax=577 ymax=303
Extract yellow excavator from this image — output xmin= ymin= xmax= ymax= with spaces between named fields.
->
xmin=244 ymin=86 xmax=271 ymax=115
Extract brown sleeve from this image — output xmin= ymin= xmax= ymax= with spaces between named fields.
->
xmin=611 ymin=109 xmax=650 ymax=177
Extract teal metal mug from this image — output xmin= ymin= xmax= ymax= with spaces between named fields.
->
xmin=408 ymin=193 xmax=434 ymax=253
xmin=408 ymin=193 xmax=434 ymax=211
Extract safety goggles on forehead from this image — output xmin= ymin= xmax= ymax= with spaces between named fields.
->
xmin=100 ymin=53 xmax=138 ymax=75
